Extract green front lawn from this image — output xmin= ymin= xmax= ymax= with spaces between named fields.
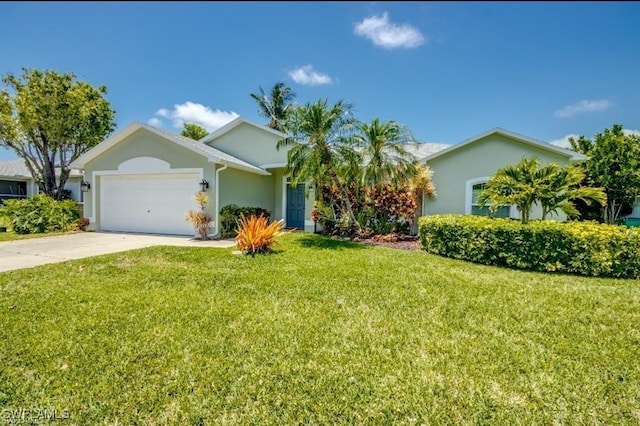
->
xmin=1 ymin=234 xmax=638 ymax=424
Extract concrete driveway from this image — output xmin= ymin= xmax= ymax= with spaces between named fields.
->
xmin=0 ymin=232 xmax=236 ymax=273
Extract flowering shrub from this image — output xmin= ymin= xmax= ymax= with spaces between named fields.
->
xmin=419 ymin=215 xmax=640 ymax=278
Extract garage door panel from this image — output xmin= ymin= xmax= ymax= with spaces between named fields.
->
xmin=100 ymin=174 xmax=200 ymax=235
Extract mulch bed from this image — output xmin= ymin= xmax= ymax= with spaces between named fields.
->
xmin=353 ymin=235 xmax=420 ymax=251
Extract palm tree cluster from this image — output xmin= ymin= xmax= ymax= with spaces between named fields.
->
xmin=250 ymin=82 xmax=434 ymax=236
xmin=477 ymin=157 xmax=606 ymax=224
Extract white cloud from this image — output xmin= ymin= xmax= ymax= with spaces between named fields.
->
xmin=550 ymin=134 xmax=580 ymax=148
xmin=354 ymin=12 xmax=425 ymax=49
xmin=554 ymin=99 xmax=613 ymax=118
xmin=146 ymin=117 xmax=162 ymax=127
xmin=551 ymin=128 xmax=640 ymax=148
xmin=288 ymin=65 xmax=333 ymax=86
xmin=152 ymin=102 xmax=238 ymax=131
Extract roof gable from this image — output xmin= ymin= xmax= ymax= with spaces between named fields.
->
xmin=200 ymin=117 xmax=286 ymax=143
xmin=423 ymin=127 xmax=587 ymax=162
xmin=70 ymin=122 xmax=270 ymax=175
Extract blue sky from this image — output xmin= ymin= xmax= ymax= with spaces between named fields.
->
xmin=1 ymin=2 xmax=639 ymax=161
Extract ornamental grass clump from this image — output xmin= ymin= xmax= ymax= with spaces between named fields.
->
xmin=235 ymin=214 xmax=285 ymax=255
xmin=185 ymin=192 xmax=213 ymax=240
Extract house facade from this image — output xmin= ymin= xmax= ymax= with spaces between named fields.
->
xmin=69 ymin=118 xmax=315 ymax=236
xmin=0 ymin=159 xmax=84 ymax=204
xmin=422 ymin=128 xmax=588 ymax=221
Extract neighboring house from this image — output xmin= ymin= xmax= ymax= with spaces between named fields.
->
xmin=0 ymin=158 xmax=83 ymax=204
xmin=69 ymin=118 xmax=315 ymax=236
xmin=420 ymin=128 xmax=588 ymax=221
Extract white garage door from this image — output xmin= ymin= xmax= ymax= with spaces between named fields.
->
xmin=100 ymin=173 xmax=200 ymax=235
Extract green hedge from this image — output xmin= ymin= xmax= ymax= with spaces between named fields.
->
xmin=418 ymin=215 xmax=640 ymax=279
xmin=0 ymin=194 xmax=81 ymax=234
xmin=219 ymin=204 xmax=270 ymax=238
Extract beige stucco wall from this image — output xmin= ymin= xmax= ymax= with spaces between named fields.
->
xmin=218 ymin=167 xmax=277 ymax=218
xmin=205 ymin=122 xmax=288 ymax=167
xmin=425 ymin=134 xmax=572 ymax=220
xmin=83 ymin=128 xmax=215 ymax=229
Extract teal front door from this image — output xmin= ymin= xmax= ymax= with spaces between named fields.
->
xmin=286 ymin=184 xmax=305 ymax=229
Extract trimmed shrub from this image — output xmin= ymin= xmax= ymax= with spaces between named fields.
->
xmin=220 ymin=204 xmax=270 ymax=238
xmin=1 ymin=194 xmax=81 ymax=234
xmin=419 ymin=215 xmax=640 ymax=279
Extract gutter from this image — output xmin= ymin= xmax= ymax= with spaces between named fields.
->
xmin=212 ymin=164 xmax=228 ymax=238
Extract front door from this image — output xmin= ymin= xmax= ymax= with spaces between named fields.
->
xmin=286 ymin=183 xmax=305 ymax=229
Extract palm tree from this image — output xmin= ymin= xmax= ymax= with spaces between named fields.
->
xmin=409 ymin=163 xmax=437 ymax=234
xmin=250 ymin=82 xmax=296 ymax=132
xmin=354 ymin=118 xmax=418 ymax=188
xmin=477 ymin=157 xmax=546 ymax=224
xmin=538 ymin=165 xmax=606 ymax=220
xmin=478 ymin=157 xmax=606 ymax=224
xmin=277 ymin=98 xmax=360 ymax=227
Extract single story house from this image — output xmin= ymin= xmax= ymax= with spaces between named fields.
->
xmin=4 ymin=119 xmax=636 ymax=235
xmin=69 ymin=118 xmax=315 ymax=236
xmin=420 ymin=128 xmax=589 ymax=221
xmin=0 ymin=159 xmax=84 ymax=204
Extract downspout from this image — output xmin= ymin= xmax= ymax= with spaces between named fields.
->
xmin=212 ymin=164 xmax=228 ymax=238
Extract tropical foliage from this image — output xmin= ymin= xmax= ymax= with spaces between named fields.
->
xmin=235 ymin=214 xmax=285 ymax=255
xmin=185 ymin=192 xmax=213 ymax=240
xmin=477 ymin=157 xmax=606 ymax=224
xmin=219 ymin=204 xmax=271 ymax=238
xmin=569 ymin=124 xmax=640 ymax=224
xmin=354 ymin=118 xmax=417 ymax=188
xmin=0 ymin=68 xmax=116 ymax=199
xmin=250 ymin=82 xmax=296 ymax=132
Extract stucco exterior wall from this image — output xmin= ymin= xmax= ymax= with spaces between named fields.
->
xmin=206 ymin=122 xmax=288 ymax=167
xmin=83 ymin=128 xmax=215 ymax=229
xmin=425 ymin=134 xmax=572 ymax=220
xmin=218 ymin=167 xmax=277 ymax=218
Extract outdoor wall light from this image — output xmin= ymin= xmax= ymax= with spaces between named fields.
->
xmin=199 ymin=179 xmax=209 ymax=192
xmin=80 ymin=180 xmax=91 ymax=192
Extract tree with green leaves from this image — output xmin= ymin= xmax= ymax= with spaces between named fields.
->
xmin=478 ymin=157 xmax=605 ymax=224
xmin=250 ymin=82 xmax=296 ymax=132
xmin=181 ymin=122 xmax=208 ymax=140
xmin=277 ymin=98 xmax=361 ymax=227
xmin=569 ymin=124 xmax=640 ymax=224
xmin=0 ymin=68 xmax=116 ymax=199
xmin=354 ymin=118 xmax=418 ymax=188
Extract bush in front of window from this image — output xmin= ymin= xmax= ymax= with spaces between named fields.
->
xmin=418 ymin=214 xmax=640 ymax=279
xmin=1 ymin=194 xmax=80 ymax=234
xmin=219 ymin=204 xmax=271 ymax=238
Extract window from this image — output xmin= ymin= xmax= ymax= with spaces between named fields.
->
xmin=0 ymin=180 xmax=27 ymax=204
xmin=471 ymin=182 xmax=510 ymax=218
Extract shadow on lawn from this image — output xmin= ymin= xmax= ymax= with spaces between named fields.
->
xmin=297 ymin=234 xmax=368 ymax=250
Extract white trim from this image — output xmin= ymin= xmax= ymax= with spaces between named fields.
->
xmin=424 ymin=127 xmax=587 ymax=163
xmin=260 ymin=163 xmax=287 ymax=169
xmin=282 ymin=176 xmax=288 ymax=227
xmin=212 ymin=164 xmax=228 ymax=238
xmin=465 ymin=176 xmax=491 ymax=215
xmin=200 ymin=117 xmax=287 ymax=143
